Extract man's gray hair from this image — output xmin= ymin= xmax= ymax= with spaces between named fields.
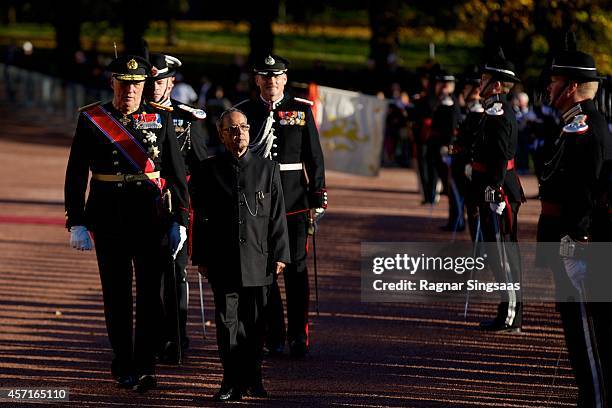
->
xmin=216 ymin=107 xmax=247 ymax=132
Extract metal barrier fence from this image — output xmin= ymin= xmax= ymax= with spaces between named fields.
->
xmin=0 ymin=63 xmax=112 ymax=122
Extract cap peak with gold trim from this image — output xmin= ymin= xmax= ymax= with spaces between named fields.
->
xmin=106 ymin=55 xmax=151 ymax=81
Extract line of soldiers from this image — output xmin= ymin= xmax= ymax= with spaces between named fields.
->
xmin=64 ymin=51 xmax=326 ymax=401
xmin=445 ymin=40 xmax=611 ymax=405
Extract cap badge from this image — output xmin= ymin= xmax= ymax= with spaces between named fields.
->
xmin=151 ymin=66 xmax=158 ymax=77
xmin=265 ymin=55 xmax=275 ymax=66
xmin=127 ymin=59 xmax=138 ymax=70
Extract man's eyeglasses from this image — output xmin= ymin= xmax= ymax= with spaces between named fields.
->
xmin=222 ymin=124 xmax=250 ymax=133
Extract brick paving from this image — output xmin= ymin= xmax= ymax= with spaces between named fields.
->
xmin=0 ymin=106 xmax=578 ymax=407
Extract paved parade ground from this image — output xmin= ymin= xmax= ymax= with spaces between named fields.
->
xmin=0 ymin=105 xmax=579 ymax=407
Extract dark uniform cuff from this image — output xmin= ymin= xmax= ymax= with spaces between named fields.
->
xmin=308 ymin=189 xmax=328 ymax=209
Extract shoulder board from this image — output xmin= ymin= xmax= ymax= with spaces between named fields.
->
xmin=177 ymin=104 xmax=206 ymax=120
xmin=78 ymin=101 xmax=101 ymax=112
xmin=148 ymin=101 xmax=173 ymax=112
xmin=485 ymin=102 xmax=504 ymax=116
xmin=441 ymin=96 xmax=454 ymax=107
xmin=563 ymin=114 xmax=589 ymax=134
xmin=293 ymin=97 xmax=314 ymax=106
xmin=233 ymin=99 xmax=249 ymax=108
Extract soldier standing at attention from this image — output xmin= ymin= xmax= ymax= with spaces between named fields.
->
xmin=64 ymin=55 xmax=189 ymax=392
xmin=236 ymin=54 xmax=327 ymax=358
xmin=539 ymin=36 xmax=611 ymax=407
xmin=145 ymin=53 xmax=208 ymax=363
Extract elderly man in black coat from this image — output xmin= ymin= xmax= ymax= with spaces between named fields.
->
xmin=190 ymin=108 xmax=290 ymax=401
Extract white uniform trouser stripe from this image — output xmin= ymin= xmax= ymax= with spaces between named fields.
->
xmin=578 ymin=288 xmax=604 ymax=408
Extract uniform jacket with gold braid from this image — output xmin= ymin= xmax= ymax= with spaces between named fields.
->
xmin=150 ymin=99 xmax=208 ymax=175
xmin=64 ymin=101 xmax=189 ymax=232
xmin=236 ymin=94 xmax=326 ymax=214
xmin=471 ymin=96 xmax=523 ymax=203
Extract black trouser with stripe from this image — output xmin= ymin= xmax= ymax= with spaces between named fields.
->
xmin=93 ymin=229 xmax=165 ymax=378
xmin=266 ymin=212 xmax=310 ymax=348
xmin=479 ymin=201 xmax=522 ymax=327
xmin=212 ymin=284 xmax=269 ymax=389
xmin=160 ymin=242 xmax=189 ymax=350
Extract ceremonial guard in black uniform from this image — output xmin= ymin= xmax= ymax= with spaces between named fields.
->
xmin=235 ymin=55 xmax=327 ymax=358
xmin=428 ymin=69 xmax=461 ymax=229
xmin=470 ymin=48 xmax=524 ymax=332
xmin=190 ymin=108 xmax=290 ymax=401
xmin=538 ymin=37 xmax=611 ymax=407
xmin=452 ymin=73 xmax=484 ymax=240
xmin=64 ymin=55 xmax=189 ymax=392
xmin=146 ymin=53 xmax=208 ymax=363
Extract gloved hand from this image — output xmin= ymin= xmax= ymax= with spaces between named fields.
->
xmin=489 ymin=201 xmax=506 ymax=215
xmin=313 ymin=207 xmax=325 ymax=223
xmin=168 ymin=222 xmax=187 ymax=259
xmin=464 ymin=164 xmax=472 ymax=180
xmin=563 ymin=258 xmax=588 ymax=292
xmin=308 ymin=208 xmax=326 ymax=235
xmin=70 ymin=225 xmax=93 ymax=251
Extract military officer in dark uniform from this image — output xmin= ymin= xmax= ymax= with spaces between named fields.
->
xmin=452 ymin=73 xmax=484 ymax=241
xmin=470 ymin=47 xmax=524 ymax=332
xmin=235 ymin=54 xmax=327 ymax=358
xmin=428 ymin=69 xmax=462 ymax=229
xmin=65 ymin=55 xmax=189 ymax=391
xmin=190 ymin=108 xmax=290 ymax=401
xmin=145 ymin=53 xmax=208 ymax=363
xmin=539 ymin=40 xmax=611 ymax=407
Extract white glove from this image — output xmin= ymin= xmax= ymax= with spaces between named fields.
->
xmin=70 ymin=225 xmax=93 ymax=251
xmin=314 ymin=207 xmax=326 ymax=223
xmin=563 ymin=258 xmax=588 ymax=292
xmin=464 ymin=164 xmax=472 ymax=180
xmin=489 ymin=201 xmax=506 ymax=215
xmin=169 ymin=222 xmax=187 ymax=259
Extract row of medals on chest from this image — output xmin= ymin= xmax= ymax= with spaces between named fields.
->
xmin=120 ymin=113 xmax=160 ymax=159
xmin=278 ymin=111 xmax=305 ymax=126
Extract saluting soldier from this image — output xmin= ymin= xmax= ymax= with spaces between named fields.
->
xmin=145 ymin=53 xmax=208 ymax=363
xmin=539 ymin=37 xmax=611 ymax=406
xmin=470 ymin=47 xmax=524 ymax=332
xmin=190 ymin=108 xmax=290 ymax=401
xmin=64 ymin=55 xmax=189 ymax=392
xmin=235 ymin=54 xmax=327 ymax=358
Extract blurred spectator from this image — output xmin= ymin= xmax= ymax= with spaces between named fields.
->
xmin=197 ymin=76 xmax=212 ymax=108
xmin=171 ymin=72 xmax=197 ymax=104
xmin=205 ymin=85 xmax=232 ymax=154
xmin=512 ymin=92 xmax=538 ymax=174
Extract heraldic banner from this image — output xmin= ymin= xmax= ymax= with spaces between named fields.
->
xmin=310 ymin=84 xmax=388 ymax=177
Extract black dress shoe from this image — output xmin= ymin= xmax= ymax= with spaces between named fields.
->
xmin=289 ymin=340 xmax=309 ymax=358
xmin=213 ymin=386 xmax=241 ymax=401
xmin=244 ymin=383 xmax=268 ymax=398
xmin=133 ymin=374 xmax=157 ymax=393
xmin=116 ymin=375 xmax=137 ymax=388
xmin=479 ymin=319 xmax=521 ymax=333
